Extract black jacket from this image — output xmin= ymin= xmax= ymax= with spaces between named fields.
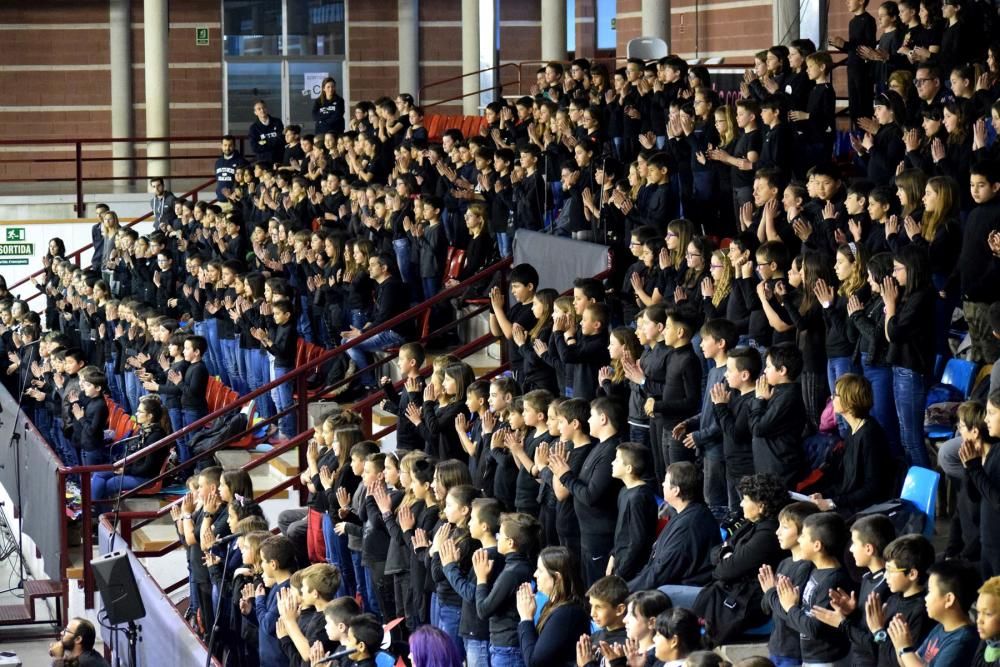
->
xmin=476 ymin=551 xmax=535 ymax=646
xmin=517 ymin=604 xmax=592 ymax=667
xmin=749 ymin=383 xmax=807 ymax=487
xmin=886 ymin=287 xmax=935 ymax=374
xmin=654 ymin=343 xmax=703 ymax=423
xmin=610 ymin=483 xmax=658 ymax=580
xmin=627 ymin=502 xmax=721 ymax=591
xmin=559 ymin=436 xmax=623 ymax=542
xmin=72 ymin=393 xmax=108 ymax=452
xmin=553 ymin=330 xmax=610 ymax=402
xmin=817 ymin=419 xmax=894 ymax=514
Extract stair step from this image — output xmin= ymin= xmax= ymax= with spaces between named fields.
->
xmin=263 ymin=450 xmax=299 ymax=476
xmin=372 ymin=405 xmax=397 ymax=428
xmin=0 ymin=603 xmax=32 ymax=623
xmin=132 ymin=521 xmax=182 ymax=553
xmin=24 ymin=579 xmax=62 ymax=599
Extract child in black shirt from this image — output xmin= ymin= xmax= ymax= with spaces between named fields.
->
xmin=552 ymin=302 xmax=611 ymax=402
xmin=608 ymin=442 xmax=658 ymax=581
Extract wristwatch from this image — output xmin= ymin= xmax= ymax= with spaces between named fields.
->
xmin=897 ymin=645 xmax=916 ymax=657
xmin=873 ymin=630 xmax=888 ymax=643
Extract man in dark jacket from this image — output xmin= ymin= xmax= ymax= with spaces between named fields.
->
xmin=215 ymin=135 xmax=246 ymax=201
xmin=249 ymin=100 xmax=285 ymax=165
xmin=627 ymin=461 xmax=721 ymax=592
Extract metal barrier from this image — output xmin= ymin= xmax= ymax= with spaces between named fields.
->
xmin=60 ymin=256 xmax=515 ymax=608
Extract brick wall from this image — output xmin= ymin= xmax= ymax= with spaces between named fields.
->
xmin=0 ymin=0 xmax=221 ymax=183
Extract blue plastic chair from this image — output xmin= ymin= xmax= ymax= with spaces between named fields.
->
xmin=900 ymin=466 xmax=940 ymax=538
xmin=939 ymin=358 xmax=980 ymax=398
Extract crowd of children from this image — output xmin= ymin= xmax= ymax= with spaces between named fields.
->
xmin=7 ymin=5 xmax=1000 ymax=663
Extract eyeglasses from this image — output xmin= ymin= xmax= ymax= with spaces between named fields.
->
xmin=914 ymin=78 xmax=935 ymax=86
xmin=892 ymin=265 xmax=905 ymax=274
xmin=685 ymin=252 xmax=702 ymax=259
xmin=629 ymin=241 xmax=642 ymax=247
xmin=666 ymin=232 xmax=678 ymax=238
xmin=710 ymin=263 xmax=724 ymax=269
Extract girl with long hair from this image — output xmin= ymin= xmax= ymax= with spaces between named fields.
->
xmin=883 ymin=244 xmax=935 ymax=467
xmin=91 ymin=394 xmax=170 ymax=500
xmin=514 ymin=288 xmax=559 ymax=394
xmin=598 ymin=327 xmax=643 ymax=408
xmin=408 ymin=362 xmax=474 ymax=462
xmin=515 ymin=546 xmax=590 ymax=667
xmin=700 ymin=249 xmax=733 ymax=320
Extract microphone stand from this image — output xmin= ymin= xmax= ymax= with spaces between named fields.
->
xmin=105 ymin=431 xmax=145 ymax=555
xmin=204 ymin=538 xmax=235 ymax=667
xmin=597 ymin=155 xmax=609 ymax=245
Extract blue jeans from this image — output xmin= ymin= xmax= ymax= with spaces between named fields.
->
xmin=422 ymin=277 xmax=440 ymax=302
xmin=465 ymin=639 xmax=490 ymax=667
xmin=827 ymin=356 xmax=861 ymax=438
xmin=105 ymin=360 xmax=126 ymax=409
xmin=353 ymin=551 xmax=381 ymax=618
xmin=92 ymin=471 xmax=148 ymax=501
xmin=862 ymin=354 xmax=902 ymax=459
xmin=497 ymin=231 xmax=511 ymax=258
xmin=220 ymin=337 xmax=244 ymax=394
xmin=770 ymin=657 xmax=802 ymax=667
xmin=192 ymin=321 xmax=217 ymax=378
xmin=892 ymin=366 xmax=930 ymax=468
xmin=344 ymin=329 xmax=406 ymax=387
xmin=489 ymin=645 xmax=525 ymax=667
xmin=52 ymin=417 xmax=80 ymax=467
xmin=323 ymin=515 xmax=356 ymax=598
xmin=123 ymin=371 xmax=143 ymax=416
xmin=180 ymin=408 xmax=208 ymax=463
xmin=657 ymin=584 xmax=703 ymax=610
xmin=269 ymin=360 xmax=295 ymax=437
xmin=431 ymin=594 xmax=464 ymax=656
xmin=298 ymin=295 xmax=315 ymax=344
xmin=392 ymin=238 xmax=420 ymax=302
xmin=349 ymin=308 xmax=369 ymax=331
xmin=244 ymin=348 xmax=273 ymax=419
xmin=202 ymin=318 xmax=227 ymax=386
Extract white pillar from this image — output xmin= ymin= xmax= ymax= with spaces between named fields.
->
xmin=399 ymin=0 xmax=420 ymax=100
xmin=642 ymin=0 xmax=670 ymax=50
xmin=541 ymin=0 xmax=567 ymax=63
xmin=143 ymin=0 xmax=170 ymax=180
xmin=109 ymin=0 xmax=133 ymax=193
xmin=461 ymin=0 xmax=479 ymax=115
xmin=774 ymin=0 xmax=800 ymax=45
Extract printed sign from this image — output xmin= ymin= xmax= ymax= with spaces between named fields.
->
xmin=5 ymin=228 xmax=25 ymax=241
xmin=196 ymin=27 xmax=210 ymax=46
xmin=304 ymin=72 xmax=330 ymax=99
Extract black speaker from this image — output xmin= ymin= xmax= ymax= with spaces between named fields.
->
xmin=92 ymin=551 xmax=146 ymax=625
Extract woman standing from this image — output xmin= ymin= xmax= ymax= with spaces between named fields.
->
xmin=515 ymin=546 xmax=590 ymax=667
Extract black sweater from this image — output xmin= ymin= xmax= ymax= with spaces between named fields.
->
xmin=653 ymin=343 xmax=702 ymax=424
xmin=559 ymin=436 xmax=623 ymax=543
xmin=610 ymin=483 xmax=659 ymax=580
xmin=380 ymin=377 xmax=424 ymax=452
xmin=553 ymin=330 xmax=611 ymax=402
xmin=442 ymin=543 xmax=495 ymax=640
xmin=817 ymin=419 xmax=893 ymax=515
xmin=839 ymin=569 xmax=889 ymax=667
xmin=965 ymin=445 xmax=1000 ymax=550
xmin=518 ymin=604 xmax=592 ymax=667
xmin=957 ymin=197 xmax=1000 ymax=303
xmin=886 ymin=287 xmax=936 ymax=374
xmin=627 ymin=502 xmax=721 ymax=591
xmin=764 ymin=557 xmax=814 ymax=660
xmin=749 ymin=383 xmax=807 ymax=487
xmin=264 ymin=320 xmax=297 ymax=369
xmin=784 ymin=565 xmax=855 ymax=662
xmin=72 ymin=394 xmax=108 ymax=452
xmin=714 ymin=390 xmax=756 ymax=480
xmin=476 ymin=551 xmax=535 ymax=646
xmin=176 ymin=360 xmax=209 ymax=412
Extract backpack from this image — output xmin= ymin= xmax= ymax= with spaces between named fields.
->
xmin=190 ymin=411 xmax=249 ymax=472
xmin=850 ymin=498 xmax=926 ymax=536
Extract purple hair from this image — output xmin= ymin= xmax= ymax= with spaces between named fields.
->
xmin=408 ymin=626 xmax=463 ymax=667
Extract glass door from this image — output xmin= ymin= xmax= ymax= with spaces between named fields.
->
xmin=223 ymin=0 xmax=345 ymax=134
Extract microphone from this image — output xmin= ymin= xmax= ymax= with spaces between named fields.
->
xmin=314 ymin=647 xmax=353 ymax=665
xmin=216 ymin=532 xmax=245 ymax=545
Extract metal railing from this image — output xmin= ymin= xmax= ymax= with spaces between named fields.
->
xmin=0 ymin=135 xmax=240 ymax=218
xmin=419 ymin=63 xmax=522 ymax=110
xmin=59 ymin=257 xmax=514 ymax=607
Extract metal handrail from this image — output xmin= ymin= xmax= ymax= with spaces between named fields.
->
xmin=419 ymin=62 xmax=521 ymax=109
xmin=8 ymin=176 xmax=217 ymax=298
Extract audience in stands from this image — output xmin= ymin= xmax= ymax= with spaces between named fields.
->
xmin=12 ymin=26 xmax=1000 ymax=664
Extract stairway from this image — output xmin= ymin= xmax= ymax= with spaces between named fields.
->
xmin=0 ymin=579 xmax=62 ymax=628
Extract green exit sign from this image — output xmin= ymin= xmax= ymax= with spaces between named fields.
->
xmin=5 ymin=227 xmax=24 ymax=241
xmin=195 ymin=27 xmax=210 ymax=46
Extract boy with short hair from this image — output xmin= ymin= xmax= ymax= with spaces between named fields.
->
xmin=474 ymin=512 xmax=541 ymax=667
xmin=277 ymin=563 xmax=340 ymax=667
xmin=851 ymin=534 xmax=937 ymax=667
xmin=812 ymin=514 xmax=896 ymax=666
xmin=776 ymin=512 xmax=855 ymax=664
xmin=488 ymin=375 xmax=520 ymax=511
xmin=586 ymin=575 xmax=629 ymax=649
xmin=253 ymin=299 xmax=298 ymax=441
xmin=172 ymin=335 xmax=210 ymax=462
xmin=549 ymin=397 xmax=624 ymax=586
xmin=540 ymin=397 xmax=593 ymax=557
xmin=322 ymin=596 xmax=361 ymax=653
xmin=961 ymin=160 xmax=1000 ymax=364
xmin=334 ymin=441 xmax=381 ymax=617
xmin=490 ymin=263 xmax=539 ymax=386
xmin=712 ymin=346 xmax=762 ymax=509
xmin=750 ymin=343 xmax=807 ymax=487
xmin=553 ymin=302 xmax=611 ymax=402
xmin=461 ymin=380 xmax=493 ymax=494
xmin=674 ymin=318 xmax=738 ymax=514
xmin=889 ymin=559 xmax=981 ymax=666
xmin=255 ymin=535 xmax=297 ymax=667
xmin=69 ymin=366 xmax=110 ymax=466
xmin=342 ymin=613 xmax=382 ymax=667
xmin=380 ymin=342 xmax=426 ymax=452
xmin=441 ymin=497 xmax=501 ymax=667
xmin=359 ymin=453 xmax=401 ymax=623
xmin=607 ymin=442 xmax=658 ymax=580
xmin=648 ymin=305 xmax=702 ymax=468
